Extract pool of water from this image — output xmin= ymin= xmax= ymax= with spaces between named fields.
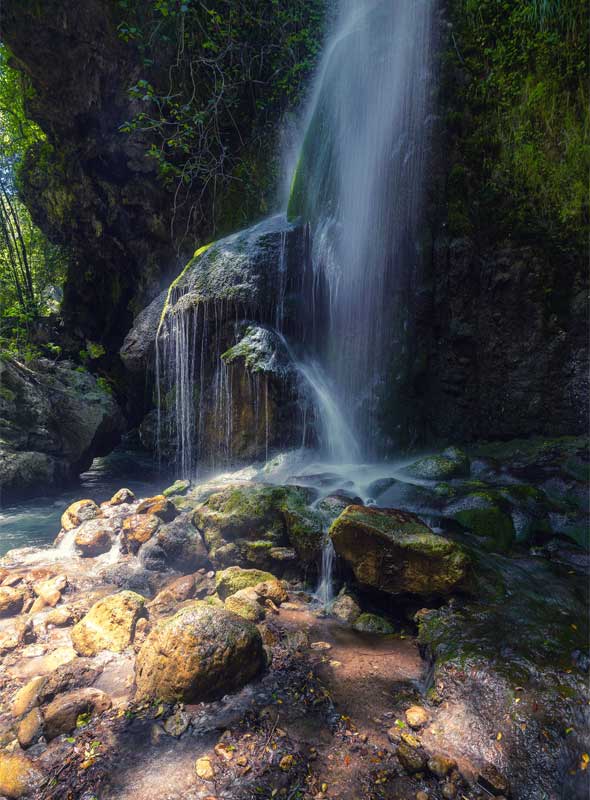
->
xmin=0 ymin=448 xmax=167 ymax=557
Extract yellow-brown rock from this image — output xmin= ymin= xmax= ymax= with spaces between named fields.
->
xmin=11 ymin=677 xmax=47 ymax=718
xmin=109 ymin=488 xmax=136 ymax=506
xmin=0 ymin=586 xmax=25 ymax=618
xmin=33 ymin=575 xmax=67 ymax=607
xmin=70 ymin=591 xmax=146 ymax=656
xmin=121 ymin=514 xmax=160 ymax=553
xmin=61 ymin=499 xmax=102 ymax=531
xmin=0 ymin=752 xmax=43 ymax=798
xmin=44 ymin=687 xmax=111 ymax=739
xmin=74 ymin=521 xmax=113 ymax=557
xmin=136 ymin=495 xmax=177 ymax=522
xmin=17 ymin=708 xmax=44 ymax=748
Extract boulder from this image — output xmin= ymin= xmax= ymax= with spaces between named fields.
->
xmin=446 ymin=492 xmax=515 ymax=553
xmin=215 ymin=566 xmax=276 ymax=601
xmin=163 ymin=480 xmax=190 ymax=498
xmin=0 ymin=586 xmax=25 ymax=617
xmin=135 ymin=602 xmax=265 ymax=702
xmin=17 ymin=708 xmax=44 ymax=748
xmin=136 ymin=495 xmax=177 ymax=522
xmin=141 ymin=514 xmax=208 ymax=572
xmin=61 ymin=499 xmax=102 ymax=531
xmin=121 ymin=513 xmax=160 ymax=554
xmin=11 ymin=677 xmax=47 ymax=718
xmin=0 ymin=751 xmax=44 ymax=798
xmin=331 ymin=588 xmax=361 ymax=624
xmin=330 ymin=506 xmax=469 ymax=596
xmin=70 ymin=591 xmax=146 ymax=655
xmin=224 ymin=587 xmax=265 ymax=622
xmin=32 ymin=575 xmax=67 ymax=607
xmin=44 ymin=687 xmax=112 ymax=739
xmin=403 ymin=448 xmax=470 ymax=481
xmin=193 ymin=483 xmax=322 ymax=568
xmin=74 ymin=520 xmax=113 ymax=557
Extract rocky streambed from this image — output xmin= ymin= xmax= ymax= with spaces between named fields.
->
xmin=0 ymin=437 xmax=587 ymax=800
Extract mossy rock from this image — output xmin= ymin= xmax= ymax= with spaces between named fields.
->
xmin=353 ymin=613 xmax=395 ymax=635
xmin=215 ymin=566 xmax=277 ymax=601
xmin=330 ymin=505 xmax=470 ymax=597
xmin=163 ymin=480 xmax=191 ymax=498
xmin=449 ymin=492 xmax=515 ymax=553
xmin=403 ymin=447 xmax=470 ymax=481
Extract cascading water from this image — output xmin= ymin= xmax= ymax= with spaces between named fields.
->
xmin=289 ymin=0 xmax=437 ymax=454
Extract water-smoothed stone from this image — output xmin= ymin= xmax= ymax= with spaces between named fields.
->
xmin=108 ymin=488 xmax=135 ymax=506
xmin=16 ymin=708 xmax=44 ymax=748
xmin=61 ymin=499 xmax=102 ymax=531
xmin=403 ymin=448 xmax=470 ymax=481
xmin=135 ymin=602 xmax=265 ymax=702
xmin=144 ymin=513 xmax=209 ymax=571
xmin=121 ymin=513 xmax=160 ymax=554
xmin=44 ymin=687 xmax=112 ymax=739
xmin=0 ymin=586 xmax=26 ymax=617
xmin=330 ymin=506 xmax=469 ymax=596
xmin=74 ymin=520 xmax=113 ymax=557
xmin=70 ymin=591 xmax=146 ymax=655
xmin=39 ymin=658 xmax=104 ymax=704
xmin=427 ymin=754 xmax=456 ymax=778
xmin=149 ymin=574 xmax=196 ymax=611
xmin=136 ymin=495 xmax=177 ymax=522
xmin=224 ymin=587 xmax=265 ymax=622
xmin=162 ymin=480 xmax=190 ymax=498
xmin=32 ymin=575 xmax=67 ymax=607
xmin=405 ymin=705 xmax=429 ymax=729
xmin=331 ymin=587 xmax=361 ymax=624
xmin=11 ymin=677 xmax=47 ymax=718
xmin=396 ymin=742 xmax=426 ymax=773
xmin=215 ymin=567 xmax=276 ymax=601
xmin=353 ymin=612 xmax=395 ymax=634
xmin=0 ymin=751 xmax=44 ymax=798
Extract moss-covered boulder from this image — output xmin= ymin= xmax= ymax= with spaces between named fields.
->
xmin=224 ymin=587 xmax=265 ymax=622
xmin=193 ymin=483 xmax=323 ymax=569
xmin=135 ymin=602 xmax=265 ymax=702
xmin=447 ymin=492 xmax=515 ymax=553
xmin=353 ymin=612 xmax=395 ymax=634
xmin=402 ymin=448 xmax=470 ymax=481
xmin=330 ymin=506 xmax=469 ymax=597
xmin=215 ymin=566 xmax=276 ymax=600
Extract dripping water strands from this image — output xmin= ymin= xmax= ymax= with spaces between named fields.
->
xmin=316 ymin=534 xmax=336 ymax=612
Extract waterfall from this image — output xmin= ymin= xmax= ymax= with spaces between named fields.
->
xmin=289 ymin=0 xmax=437 ymax=454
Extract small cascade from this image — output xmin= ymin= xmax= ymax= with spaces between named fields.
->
xmin=316 ymin=534 xmax=336 ymax=611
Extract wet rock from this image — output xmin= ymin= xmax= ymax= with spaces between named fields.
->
xmin=366 ymin=477 xmax=398 ymax=500
xmin=0 ymin=586 xmax=25 ymax=617
xmin=39 ymin=658 xmax=104 ymax=703
xmin=121 ymin=514 xmax=160 ymax=554
xmin=216 ymin=567 xmax=277 ymax=600
xmin=17 ymin=708 xmax=44 ymax=748
xmin=253 ymin=579 xmax=287 ymax=606
xmin=405 ymin=705 xmax=429 ymax=729
xmin=32 ymin=575 xmax=67 ymax=607
xmin=446 ymin=491 xmax=515 ymax=553
xmin=478 ymin=763 xmax=510 ymax=796
xmin=43 ymin=607 xmax=74 ymax=628
xmin=225 ymin=587 xmax=265 ymax=622
xmin=44 ymin=688 xmax=112 ymax=739
xmin=403 ymin=448 xmax=470 ymax=481
xmin=0 ymin=622 xmax=27 ymax=653
xmin=149 ymin=574 xmax=196 ymax=611
xmin=135 ymin=602 xmax=265 ymax=702
xmin=74 ymin=520 xmax=113 ymax=557
xmin=147 ymin=514 xmax=209 ymax=572
xmin=61 ymin=499 xmax=102 ymax=531
xmin=71 ymin=591 xmax=146 ymax=655
xmin=396 ymin=741 xmax=426 ymax=773
xmin=163 ymin=480 xmax=190 ymax=498
xmin=331 ymin=587 xmax=361 ymax=624
xmin=330 ymin=506 xmax=469 ymax=596
xmin=136 ymin=495 xmax=177 ymax=522
xmin=353 ymin=612 xmax=395 ymax=634
xmin=193 ymin=483 xmax=322 ymax=568
xmin=427 ymin=754 xmax=456 ymax=778
xmin=11 ymin=677 xmax=47 ymax=718
xmin=109 ymin=488 xmax=135 ymax=506
xmin=315 ymin=493 xmax=360 ymax=522
xmin=0 ymin=751 xmax=44 ymax=798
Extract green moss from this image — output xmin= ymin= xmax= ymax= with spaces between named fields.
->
xmin=353 ymin=613 xmax=395 ymax=635
xmin=454 ymin=506 xmax=515 ymax=553
xmin=163 ymin=479 xmax=191 ymax=498
xmin=215 ymin=566 xmax=277 ymax=600
xmin=157 ymin=241 xmax=214 ymax=333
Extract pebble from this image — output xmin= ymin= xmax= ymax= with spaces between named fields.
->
xmin=195 ymin=756 xmax=215 ymax=781
xmin=405 ymin=705 xmax=429 ymax=729
xmin=310 ymin=641 xmax=331 ymax=650
xmin=396 ymin=742 xmax=426 ymax=773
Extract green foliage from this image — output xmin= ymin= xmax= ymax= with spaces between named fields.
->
xmin=445 ymin=0 xmax=589 ymax=245
xmin=116 ymin=0 xmax=325 ymax=236
xmin=0 ymin=44 xmax=67 ymax=353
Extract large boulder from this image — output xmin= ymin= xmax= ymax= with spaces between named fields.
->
xmin=135 ymin=602 xmax=265 ymax=702
xmin=139 ymin=513 xmax=209 ymax=571
xmin=330 ymin=506 xmax=469 ymax=596
xmin=61 ymin=499 xmax=102 ymax=531
xmin=402 ymin=447 xmax=471 ymax=481
xmin=0 ymin=752 xmax=44 ymax=799
xmin=70 ymin=591 xmax=145 ymax=655
xmin=0 ymin=357 xmax=124 ymax=499
xmin=193 ymin=483 xmax=322 ymax=569
xmin=215 ymin=566 xmax=277 ymax=600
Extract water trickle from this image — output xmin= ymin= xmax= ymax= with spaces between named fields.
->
xmin=316 ymin=535 xmax=336 ymax=611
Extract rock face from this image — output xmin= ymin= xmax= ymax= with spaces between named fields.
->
xmin=71 ymin=591 xmax=145 ymax=655
xmin=330 ymin=506 xmax=469 ymax=597
xmin=0 ymin=358 xmax=124 ymax=499
xmin=135 ymin=602 xmax=265 ymax=702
